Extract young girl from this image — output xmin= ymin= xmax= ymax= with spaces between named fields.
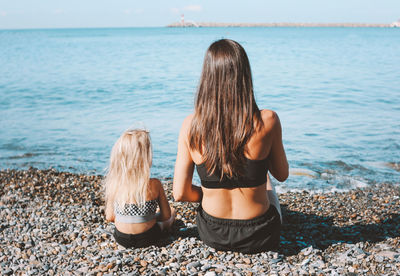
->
xmin=104 ymin=128 xmax=175 ymax=248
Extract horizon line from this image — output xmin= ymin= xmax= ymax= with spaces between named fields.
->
xmin=1 ymin=21 xmax=399 ymax=31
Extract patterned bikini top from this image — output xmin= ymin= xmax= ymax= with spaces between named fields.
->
xmin=114 ymin=200 xmax=158 ymax=223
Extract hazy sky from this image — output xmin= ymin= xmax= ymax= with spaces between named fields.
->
xmin=1 ymin=0 xmax=399 ymax=29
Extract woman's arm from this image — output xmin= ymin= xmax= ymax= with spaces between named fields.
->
xmin=173 ymin=115 xmax=203 ymax=202
xmin=267 ymin=112 xmax=289 ymax=182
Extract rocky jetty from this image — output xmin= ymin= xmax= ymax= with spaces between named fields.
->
xmin=1 ymin=168 xmax=399 ymax=275
xmin=167 ymin=22 xmax=392 ymax=28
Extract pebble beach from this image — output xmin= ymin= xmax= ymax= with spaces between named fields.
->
xmin=0 ymin=168 xmax=399 ymax=275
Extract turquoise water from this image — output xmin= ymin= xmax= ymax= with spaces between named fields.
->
xmin=0 ymin=27 xmax=399 ymax=192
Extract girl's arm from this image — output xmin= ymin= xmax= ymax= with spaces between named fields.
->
xmin=154 ymin=178 xmax=172 ymax=221
xmin=173 ymin=115 xmax=203 ymax=202
xmin=105 ymin=201 xmax=115 ymax=222
xmin=267 ymin=112 xmax=289 ymax=182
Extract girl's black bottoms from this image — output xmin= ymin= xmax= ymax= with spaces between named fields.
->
xmin=113 ymin=223 xmax=162 ymax=248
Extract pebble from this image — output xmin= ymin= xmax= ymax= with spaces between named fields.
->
xmin=301 ymin=246 xmax=313 ymax=256
xmin=140 ymin=260 xmax=148 ymax=267
xmin=301 ymin=258 xmax=310 ymax=266
xmin=187 ymin=261 xmax=201 ymax=269
xmin=377 ymin=251 xmax=399 ymax=260
xmin=270 ymin=258 xmax=282 ymax=264
xmin=0 ymin=168 xmax=399 ymax=275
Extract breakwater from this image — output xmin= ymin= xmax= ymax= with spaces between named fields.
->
xmin=167 ymin=22 xmax=394 ymax=27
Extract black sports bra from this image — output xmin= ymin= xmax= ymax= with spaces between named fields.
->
xmin=196 ymin=157 xmax=269 ymax=189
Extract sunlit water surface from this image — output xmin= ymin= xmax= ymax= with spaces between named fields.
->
xmin=1 ymin=27 xmax=399 ymax=192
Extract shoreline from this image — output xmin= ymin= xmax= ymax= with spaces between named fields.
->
xmin=1 ymin=168 xmax=399 ymax=274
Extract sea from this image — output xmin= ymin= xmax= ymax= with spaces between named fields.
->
xmin=0 ymin=27 xmax=399 ymax=192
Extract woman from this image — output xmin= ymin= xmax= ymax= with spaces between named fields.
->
xmin=173 ymin=39 xmax=288 ymax=253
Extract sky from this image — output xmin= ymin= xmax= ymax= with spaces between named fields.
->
xmin=0 ymin=0 xmax=399 ymax=29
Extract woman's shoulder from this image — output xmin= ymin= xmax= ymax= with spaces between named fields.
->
xmin=179 ymin=114 xmax=195 ymax=138
xmin=259 ymin=109 xmax=280 ymax=133
xmin=260 ymin=109 xmax=278 ymax=121
xmin=182 ymin=114 xmax=194 ymax=128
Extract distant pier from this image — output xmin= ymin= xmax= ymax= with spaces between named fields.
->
xmin=167 ymin=22 xmax=397 ymax=28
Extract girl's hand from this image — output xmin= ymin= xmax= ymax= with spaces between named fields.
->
xmin=157 ymin=207 xmax=176 ymax=231
xmin=105 ymin=206 xmax=115 ymax=222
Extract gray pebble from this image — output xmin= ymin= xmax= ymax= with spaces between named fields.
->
xmin=301 ymin=246 xmax=313 ymax=256
xmin=301 ymin=258 xmax=310 ymax=266
xmin=374 ymin=255 xmax=384 ymax=262
xmin=2 ymin=269 xmax=12 ymax=276
xmin=270 ymin=258 xmax=282 ymax=264
xmin=187 ymin=261 xmax=201 ymax=269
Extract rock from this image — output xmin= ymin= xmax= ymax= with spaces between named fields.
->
xmin=374 ymin=255 xmax=384 ymax=263
xmin=311 ymin=260 xmax=325 ymax=269
xmin=77 ymin=266 xmax=89 ymax=274
xmin=376 ymin=251 xmax=399 ymax=260
xmin=301 ymin=246 xmax=313 ymax=256
xmin=270 ymin=258 xmax=281 ymax=264
xmin=243 ymin=258 xmax=251 ymax=265
xmin=202 ymin=250 xmax=210 ymax=259
xmin=81 ymin=240 xmax=89 ymax=248
xmin=140 ymin=260 xmax=148 ymax=267
xmin=190 ymin=249 xmax=198 ymax=256
xmin=187 ymin=261 xmax=201 ymax=270
xmin=235 ymin=264 xmax=248 ymax=269
xmin=2 ymin=269 xmax=12 ymax=276
xmin=201 ymin=264 xmax=212 ymax=271
xmin=301 ymin=258 xmax=310 ymax=266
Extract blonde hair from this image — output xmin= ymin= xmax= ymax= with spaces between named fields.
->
xmin=104 ymin=129 xmax=152 ymax=214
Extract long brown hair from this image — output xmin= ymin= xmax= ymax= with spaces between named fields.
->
xmin=189 ymin=39 xmax=262 ymax=178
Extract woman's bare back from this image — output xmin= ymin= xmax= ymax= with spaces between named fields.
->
xmin=185 ymin=109 xmax=287 ymax=219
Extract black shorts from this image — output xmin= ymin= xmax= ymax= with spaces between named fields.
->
xmin=113 ymin=223 xmax=162 ymax=248
xmin=196 ymin=204 xmax=281 ymax=254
